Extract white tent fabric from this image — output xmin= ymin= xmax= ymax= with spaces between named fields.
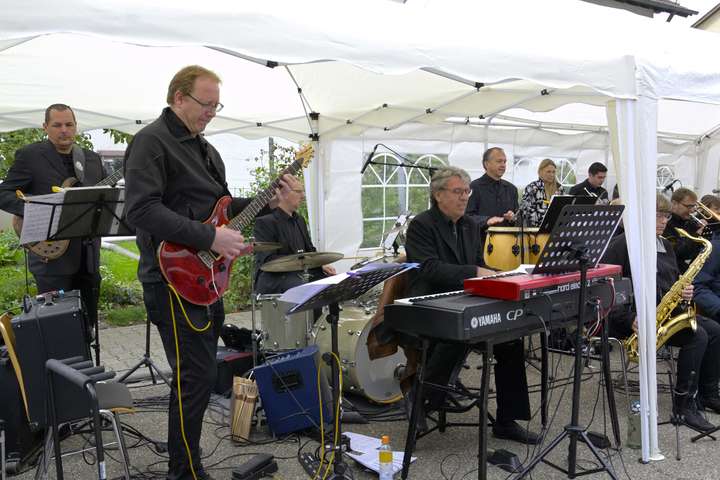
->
xmin=608 ymin=98 xmax=662 ymax=460
xmin=4 ymin=0 xmax=720 ymax=462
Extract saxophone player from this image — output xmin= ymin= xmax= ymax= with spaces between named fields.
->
xmin=602 ymin=194 xmax=720 ymax=432
xmin=664 ymin=188 xmax=706 ymax=273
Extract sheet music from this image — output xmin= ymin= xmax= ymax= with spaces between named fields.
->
xmin=279 ymin=262 xmax=418 ymax=306
xmin=19 ymin=191 xmax=66 ymax=244
xmin=18 ymin=186 xmax=129 ymax=243
xmin=106 ymin=188 xmax=126 ymax=235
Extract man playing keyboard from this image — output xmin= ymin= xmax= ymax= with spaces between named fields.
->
xmin=404 ymin=165 xmax=539 ymax=444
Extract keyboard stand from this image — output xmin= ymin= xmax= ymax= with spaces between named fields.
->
xmin=400 ymin=334 xmax=552 ymax=480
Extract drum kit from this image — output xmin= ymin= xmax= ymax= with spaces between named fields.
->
xmin=249 ymin=242 xmax=406 ymax=404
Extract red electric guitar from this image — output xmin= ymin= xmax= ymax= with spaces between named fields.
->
xmin=158 ymin=144 xmax=314 ymax=305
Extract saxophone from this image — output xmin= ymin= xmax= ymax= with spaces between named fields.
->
xmin=625 ymin=228 xmax=712 ymax=363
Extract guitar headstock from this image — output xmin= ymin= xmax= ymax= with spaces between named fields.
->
xmin=295 ymin=144 xmax=314 ymax=168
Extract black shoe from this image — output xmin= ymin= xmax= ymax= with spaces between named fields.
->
xmin=700 ymin=396 xmax=720 ymax=414
xmin=679 ymin=401 xmax=716 ymax=432
xmin=492 ymin=420 xmax=540 ymax=445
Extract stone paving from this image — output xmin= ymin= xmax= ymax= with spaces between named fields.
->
xmin=10 ymin=310 xmax=720 ymax=479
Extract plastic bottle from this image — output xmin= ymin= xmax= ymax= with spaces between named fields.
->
xmin=378 ymin=435 xmax=393 ymax=480
xmin=626 ymin=399 xmax=641 ymax=449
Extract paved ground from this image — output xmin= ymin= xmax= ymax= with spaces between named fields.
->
xmin=11 ymin=310 xmax=720 ymax=479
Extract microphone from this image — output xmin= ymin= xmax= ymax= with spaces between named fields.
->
xmin=663 ymin=179 xmax=680 ymax=193
xmin=360 ymin=144 xmax=380 ymax=174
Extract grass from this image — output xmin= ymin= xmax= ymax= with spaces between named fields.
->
xmin=103 ymin=305 xmax=146 ymax=326
xmin=100 ymin=240 xmax=139 ymax=284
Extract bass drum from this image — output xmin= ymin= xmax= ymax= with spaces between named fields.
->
xmin=312 ymin=307 xmax=405 ymax=404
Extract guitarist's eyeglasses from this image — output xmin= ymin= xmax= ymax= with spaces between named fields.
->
xmin=187 ymin=93 xmax=224 ymax=113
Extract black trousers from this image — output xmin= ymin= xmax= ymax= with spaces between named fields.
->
xmin=423 ymin=338 xmax=531 ymax=422
xmin=35 ymin=270 xmax=101 ymax=348
xmin=667 ymin=315 xmax=720 ymax=397
xmin=142 ymin=282 xmax=223 ymax=480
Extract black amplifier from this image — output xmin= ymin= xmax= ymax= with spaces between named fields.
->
xmin=0 ymin=348 xmax=41 ymax=474
xmin=12 ymin=290 xmax=90 ymax=429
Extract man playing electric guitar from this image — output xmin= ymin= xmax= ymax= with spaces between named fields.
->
xmin=0 ymin=103 xmax=106 ymax=344
xmin=124 ymin=65 xmax=296 ymax=480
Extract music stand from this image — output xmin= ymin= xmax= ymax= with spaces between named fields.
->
xmin=283 ymin=263 xmax=416 ymax=479
xmin=537 ymin=195 xmax=597 ymax=234
xmin=516 ymin=204 xmax=624 ymax=480
xmin=20 ymin=186 xmax=132 ymax=366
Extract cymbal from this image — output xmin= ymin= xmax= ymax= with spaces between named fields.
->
xmin=261 ymin=251 xmax=343 ymax=273
xmin=251 ymin=241 xmax=282 ymax=253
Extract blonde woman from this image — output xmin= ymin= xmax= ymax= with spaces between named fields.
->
xmin=520 ymin=159 xmax=566 ymax=227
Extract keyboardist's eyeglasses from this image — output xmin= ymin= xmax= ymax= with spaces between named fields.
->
xmin=441 ymin=187 xmax=473 ymax=197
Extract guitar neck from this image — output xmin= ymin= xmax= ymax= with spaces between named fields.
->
xmin=225 ymin=159 xmax=304 ymax=232
xmin=96 ymin=169 xmax=123 ymax=187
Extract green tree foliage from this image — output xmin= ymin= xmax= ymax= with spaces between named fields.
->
xmin=102 ymin=128 xmax=134 ymax=146
xmin=222 ymin=143 xmax=303 ymax=312
xmin=0 ymin=128 xmax=94 ymax=178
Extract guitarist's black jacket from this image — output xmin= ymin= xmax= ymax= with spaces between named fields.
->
xmin=0 ymin=140 xmax=105 ymax=276
xmin=124 ymin=108 xmax=266 ymax=283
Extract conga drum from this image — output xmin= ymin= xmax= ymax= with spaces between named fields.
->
xmin=483 ymin=226 xmax=524 ymax=271
xmin=525 ymin=227 xmax=549 ymax=265
xmin=483 ymin=226 xmax=548 ymax=270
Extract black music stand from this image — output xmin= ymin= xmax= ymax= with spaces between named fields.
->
xmin=516 ymin=204 xmax=624 ymax=479
xmin=537 ymin=195 xmax=597 ymax=234
xmin=284 ymin=263 xmax=415 ymax=480
xmin=20 ymin=186 xmax=132 ymax=365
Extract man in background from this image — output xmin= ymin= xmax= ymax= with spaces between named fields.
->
xmin=465 ymin=147 xmax=518 ymax=228
xmin=0 ymin=103 xmax=105 ymax=345
xmin=569 ymin=162 xmax=608 ymax=203
xmin=254 ymin=178 xmax=336 ymax=294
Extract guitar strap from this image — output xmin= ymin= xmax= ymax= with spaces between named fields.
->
xmin=71 ymin=145 xmax=86 ymax=184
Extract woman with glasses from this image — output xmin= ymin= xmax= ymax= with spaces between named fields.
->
xmin=519 ymin=158 xmax=566 ymax=227
xmin=602 ymin=194 xmax=720 ymax=432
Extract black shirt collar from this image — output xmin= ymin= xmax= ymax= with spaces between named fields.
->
xmin=433 ymin=205 xmax=464 ymax=227
xmin=275 ymin=208 xmax=298 ymax=221
xmin=162 ymin=107 xmax=206 ymax=145
xmin=479 ymin=173 xmax=502 ymax=185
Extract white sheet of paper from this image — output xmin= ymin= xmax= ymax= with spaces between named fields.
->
xmin=343 ymin=431 xmax=416 ymax=475
xmin=19 ymin=191 xmax=66 ymax=244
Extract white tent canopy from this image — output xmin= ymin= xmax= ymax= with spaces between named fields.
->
xmin=4 ymin=0 xmax=720 ymax=462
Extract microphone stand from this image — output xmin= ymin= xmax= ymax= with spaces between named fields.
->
xmin=362 ymin=158 xmax=437 ymax=173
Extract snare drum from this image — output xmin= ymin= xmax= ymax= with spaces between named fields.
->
xmin=312 ymin=307 xmax=405 ymax=404
xmin=258 ymin=294 xmax=313 ymax=350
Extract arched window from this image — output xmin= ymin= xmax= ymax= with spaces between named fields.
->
xmin=360 ymin=152 xmax=447 ymax=248
xmin=656 ymin=165 xmax=676 ymax=192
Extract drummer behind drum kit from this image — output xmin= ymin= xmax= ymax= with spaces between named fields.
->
xmin=251 ymin=244 xmax=407 ymax=404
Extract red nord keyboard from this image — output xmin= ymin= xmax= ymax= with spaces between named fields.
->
xmin=463 ymin=264 xmax=623 ymax=301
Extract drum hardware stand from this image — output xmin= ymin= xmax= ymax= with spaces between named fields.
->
xmin=284 ymin=263 xmax=413 ymax=480
xmin=117 ymin=311 xmax=171 ymax=386
xmin=514 ymin=204 xmax=623 ymax=480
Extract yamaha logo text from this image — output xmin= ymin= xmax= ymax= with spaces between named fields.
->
xmin=470 ymin=313 xmax=502 ymax=329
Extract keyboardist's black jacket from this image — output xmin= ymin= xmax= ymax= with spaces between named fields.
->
xmin=405 ymin=205 xmax=485 ymax=296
